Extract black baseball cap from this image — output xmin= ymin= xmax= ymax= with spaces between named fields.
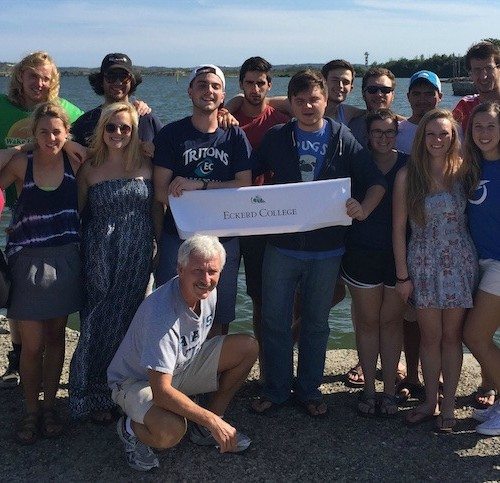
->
xmin=100 ymin=53 xmax=133 ymax=75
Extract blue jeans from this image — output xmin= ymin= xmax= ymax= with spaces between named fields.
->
xmin=261 ymin=244 xmax=341 ymax=403
xmin=156 ymin=232 xmax=240 ymax=325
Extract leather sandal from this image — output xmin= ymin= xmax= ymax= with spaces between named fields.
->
xmin=41 ymin=408 xmax=64 ymax=439
xmin=15 ymin=412 xmax=40 ymax=445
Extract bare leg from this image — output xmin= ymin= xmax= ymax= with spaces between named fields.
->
xmin=41 ymin=316 xmax=68 ymax=409
xmin=8 ymin=320 xmax=22 ymax=344
xmin=464 ymin=290 xmax=500 ymax=394
xmin=133 ymin=406 xmax=186 ymax=449
xmin=402 ymin=307 xmax=421 ymax=385
xmin=349 ymin=284 xmax=383 ymax=396
xmin=19 ymin=321 xmax=44 ymax=414
xmin=439 ymin=308 xmax=465 ymax=419
xmin=406 ymin=308 xmax=442 ymax=422
xmin=379 ymin=287 xmax=405 ymax=395
xmin=208 ymin=335 xmax=258 ymax=416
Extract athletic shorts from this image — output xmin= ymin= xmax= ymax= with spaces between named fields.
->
xmin=239 ymin=235 xmax=267 ymax=299
xmin=341 ymin=248 xmax=396 ymax=289
xmin=478 ymin=258 xmax=500 ymax=296
xmin=111 ymin=336 xmax=225 ymax=424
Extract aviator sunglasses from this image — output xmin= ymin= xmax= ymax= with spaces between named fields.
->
xmin=364 ymin=85 xmax=394 ymax=95
xmin=105 ymin=123 xmax=132 ymax=135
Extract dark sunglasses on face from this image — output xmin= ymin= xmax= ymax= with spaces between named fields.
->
xmin=364 ymin=85 xmax=394 ymax=95
xmin=105 ymin=123 xmax=132 ymax=135
xmin=104 ymin=71 xmax=132 ymax=83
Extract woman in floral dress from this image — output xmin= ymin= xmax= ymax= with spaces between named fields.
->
xmin=393 ymin=109 xmax=478 ymax=432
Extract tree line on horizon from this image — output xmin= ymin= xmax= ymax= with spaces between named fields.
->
xmin=0 ymin=38 xmax=498 ymax=79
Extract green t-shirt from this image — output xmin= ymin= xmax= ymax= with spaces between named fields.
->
xmin=0 ymin=94 xmax=84 ymax=205
xmin=0 ymin=94 xmax=83 ymax=149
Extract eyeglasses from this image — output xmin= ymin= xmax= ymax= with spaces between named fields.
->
xmin=364 ymin=86 xmax=394 ymax=95
xmin=369 ymin=129 xmax=397 ymax=139
xmin=470 ymin=65 xmax=498 ymax=76
xmin=105 ymin=123 xmax=132 ymax=135
xmin=104 ymin=71 xmax=132 ymax=83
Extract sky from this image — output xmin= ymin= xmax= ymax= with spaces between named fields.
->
xmin=2 ymin=0 xmax=499 ymax=68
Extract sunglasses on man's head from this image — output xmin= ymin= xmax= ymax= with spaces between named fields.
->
xmin=364 ymin=85 xmax=394 ymax=95
xmin=104 ymin=71 xmax=132 ymax=83
xmin=105 ymin=123 xmax=132 ymax=135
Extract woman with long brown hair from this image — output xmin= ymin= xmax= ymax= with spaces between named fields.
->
xmin=393 ymin=108 xmax=478 ymax=431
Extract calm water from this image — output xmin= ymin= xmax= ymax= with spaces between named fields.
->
xmin=37 ymin=75 xmax=461 ymax=123
xmin=0 ymin=75 xmax=493 ymax=349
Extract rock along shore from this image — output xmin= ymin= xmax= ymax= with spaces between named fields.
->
xmin=0 ymin=317 xmax=498 ymax=482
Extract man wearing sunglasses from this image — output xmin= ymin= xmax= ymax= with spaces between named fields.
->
xmin=348 ymin=67 xmax=396 ymax=149
xmin=71 ymin=53 xmax=162 ymax=148
xmin=453 ymin=41 xmax=500 ymax=133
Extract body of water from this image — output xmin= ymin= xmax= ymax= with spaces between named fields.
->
xmin=1 ymin=75 xmax=495 ymax=350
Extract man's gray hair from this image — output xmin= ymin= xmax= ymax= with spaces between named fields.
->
xmin=177 ymin=235 xmax=226 ymax=269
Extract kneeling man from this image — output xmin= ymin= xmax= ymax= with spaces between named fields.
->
xmin=108 ymin=235 xmax=258 ymax=471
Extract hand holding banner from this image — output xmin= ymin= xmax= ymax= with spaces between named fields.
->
xmin=169 ymin=178 xmax=352 ymax=239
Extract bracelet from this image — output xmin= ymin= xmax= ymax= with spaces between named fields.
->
xmin=396 ymin=276 xmax=411 ymax=283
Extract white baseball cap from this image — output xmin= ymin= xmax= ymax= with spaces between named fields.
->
xmin=188 ymin=64 xmax=225 ymax=89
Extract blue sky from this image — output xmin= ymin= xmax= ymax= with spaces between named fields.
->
xmin=2 ymin=0 xmax=498 ymax=68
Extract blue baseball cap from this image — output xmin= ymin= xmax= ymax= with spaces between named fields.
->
xmin=409 ymin=70 xmax=441 ymax=93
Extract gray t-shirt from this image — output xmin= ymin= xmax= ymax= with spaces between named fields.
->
xmin=396 ymin=119 xmax=418 ymax=155
xmin=107 ymin=276 xmax=216 ymax=389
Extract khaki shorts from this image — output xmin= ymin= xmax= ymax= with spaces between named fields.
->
xmin=111 ymin=335 xmax=225 ymax=424
xmin=478 ymin=258 xmax=500 ymax=296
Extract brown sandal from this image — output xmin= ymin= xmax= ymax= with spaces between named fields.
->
xmin=15 ymin=412 xmax=40 ymax=445
xmin=41 ymin=408 xmax=64 ymax=439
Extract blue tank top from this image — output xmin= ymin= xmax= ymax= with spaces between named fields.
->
xmin=6 ymin=151 xmax=80 ymax=257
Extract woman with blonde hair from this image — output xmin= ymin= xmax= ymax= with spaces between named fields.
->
xmin=69 ymin=102 xmax=156 ymax=424
xmin=0 ymin=101 xmax=82 ymax=444
xmin=393 ymin=108 xmax=478 ymax=431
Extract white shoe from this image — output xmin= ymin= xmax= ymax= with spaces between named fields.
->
xmin=472 ymin=401 xmax=500 ymax=423
xmin=116 ymin=416 xmax=160 ymax=471
xmin=475 ymin=408 xmax=500 ymax=436
xmin=189 ymin=423 xmax=251 ymax=452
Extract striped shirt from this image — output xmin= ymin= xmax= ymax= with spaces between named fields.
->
xmin=6 ymin=151 xmax=80 ymax=257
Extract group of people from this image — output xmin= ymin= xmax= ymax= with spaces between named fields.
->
xmin=0 ymin=39 xmax=497 ymax=472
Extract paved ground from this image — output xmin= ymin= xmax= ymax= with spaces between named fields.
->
xmin=0 ymin=319 xmax=499 ymax=481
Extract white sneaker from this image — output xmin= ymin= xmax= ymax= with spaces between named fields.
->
xmin=475 ymin=408 xmax=500 ymax=436
xmin=116 ymin=416 xmax=160 ymax=471
xmin=189 ymin=423 xmax=251 ymax=452
xmin=472 ymin=402 xmax=500 ymax=423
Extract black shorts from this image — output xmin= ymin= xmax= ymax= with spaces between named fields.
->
xmin=239 ymin=235 xmax=268 ymax=299
xmin=341 ymin=248 xmax=396 ymax=288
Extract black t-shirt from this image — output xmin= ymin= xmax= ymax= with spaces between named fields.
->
xmin=71 ymin=106 xmax=163 ymax=146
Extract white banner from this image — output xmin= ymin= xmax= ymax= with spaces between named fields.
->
xmin=169 ymin=178 xmax=352 ymax=239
